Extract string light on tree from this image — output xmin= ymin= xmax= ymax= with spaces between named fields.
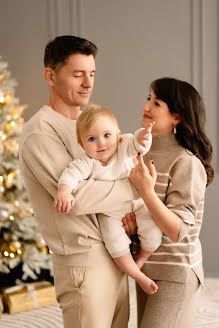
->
xmin=0 ymin=57 xmax=52 ymax=282
xmin=0 ymin=89 xmax=5 ymax=106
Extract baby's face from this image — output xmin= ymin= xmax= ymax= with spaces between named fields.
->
xmin=82 ymin=117 xmax=118 ymax=165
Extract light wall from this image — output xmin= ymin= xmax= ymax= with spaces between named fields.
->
xmin=0 ymin=0 xmax=218 ymax=275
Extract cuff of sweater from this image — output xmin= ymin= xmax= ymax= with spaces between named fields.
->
xmin=177 ymin=220 xmax=191 ymax=242
xmin=133 ymin=128 xmax=152 ymax=154
xmin=58 ymin=179 xmax=75 ymax=192
xmin=111 ymin=247 xmax=131 ymax=258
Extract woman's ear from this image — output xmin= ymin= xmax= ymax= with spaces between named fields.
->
xmin=173 ymin=113 xmax=181 ymax=126
xmin=44 ymin=68 xmax=55 ymax=87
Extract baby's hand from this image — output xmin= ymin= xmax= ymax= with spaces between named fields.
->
xmin=53 ymin=185 xmax=75 ymax=214
xmin=137 ymin=122 xmax=154 ymax=148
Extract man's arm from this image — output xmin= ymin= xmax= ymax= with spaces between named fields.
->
xmin=20 ymin=133 xmax=139 ymax=216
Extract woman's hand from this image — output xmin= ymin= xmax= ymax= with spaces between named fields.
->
xmin=129 ymin=154 xmax=157 ymax=198
xmin=122 ymin=212 xmax=137 ymax=236
xmin=130 ymin=154 xmax=181 ymax=242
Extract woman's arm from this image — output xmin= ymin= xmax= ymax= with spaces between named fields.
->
xmin=129 ymin=154 xmax=180 ymax=242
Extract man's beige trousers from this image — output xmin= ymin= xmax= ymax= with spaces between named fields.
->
xmin=53 ymin=259 xmax=129 ymax=328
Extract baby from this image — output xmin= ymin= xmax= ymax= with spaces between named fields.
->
xmin=53 ymin=104 xmax=162 ymax=294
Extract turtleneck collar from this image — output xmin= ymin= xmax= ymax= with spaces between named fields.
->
xmin=151 ymin=133 xmax=180 ymax=152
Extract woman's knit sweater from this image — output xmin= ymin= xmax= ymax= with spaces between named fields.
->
xmin=142 ymin=133 xmax=206 ymax=285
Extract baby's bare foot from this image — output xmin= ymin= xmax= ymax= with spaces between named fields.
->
xmin=146 ymin=279 xmax=158 ymax=295
xmin=137 ymin=274 xmax=158 ymax=295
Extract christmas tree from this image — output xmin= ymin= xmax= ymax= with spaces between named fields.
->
xmin=0 ymin=57 xmax=52 ymax=284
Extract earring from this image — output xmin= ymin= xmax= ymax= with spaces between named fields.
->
xmin=173 ymin=125 xmax=177 ymax=134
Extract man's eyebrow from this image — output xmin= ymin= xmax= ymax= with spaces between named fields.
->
xmin=73 ymin=69 xmax=96 ymax=72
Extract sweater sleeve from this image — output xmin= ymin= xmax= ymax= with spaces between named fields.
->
xmin=122 ymin=129 xmax=152 ymax=158
xmin=166 ymin=154 xmax=207 ymax=241
xmin=58 ymin=156 xmax=94 ymax=191
xmin=21 ymin=132 xmax=140 ymax=215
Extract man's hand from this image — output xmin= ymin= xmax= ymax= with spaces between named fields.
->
xmin=137 ymin=122 xmax=155 ymax=148
xmin=53 ymin=184 xmax=75 ymax=214
xmin=122 ymin=212 xmax=137 ymax=236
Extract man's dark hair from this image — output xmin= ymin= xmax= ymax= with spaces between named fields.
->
xmin=44 ymin=35 xmax=98 ymax=70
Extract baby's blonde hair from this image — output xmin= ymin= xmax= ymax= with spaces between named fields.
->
xmin=76 ymin=104 xmax=121 ymax=146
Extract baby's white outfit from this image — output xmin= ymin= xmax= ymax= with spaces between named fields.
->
xmin=59 ymin=129 xmax=162 ymax=258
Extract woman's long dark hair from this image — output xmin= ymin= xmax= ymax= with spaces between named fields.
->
xmin=151 ymin=77 xmax=214 ymax=185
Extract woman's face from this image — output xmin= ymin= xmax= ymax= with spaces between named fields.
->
xmin=141 ymin=89 xmax=179 ymax=136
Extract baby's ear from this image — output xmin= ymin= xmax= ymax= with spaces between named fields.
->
xmin=78 ymin=139 xmax=83 ymax=148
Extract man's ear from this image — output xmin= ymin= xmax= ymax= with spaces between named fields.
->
xmin=44 ymin=68 xmax=55 ymax=87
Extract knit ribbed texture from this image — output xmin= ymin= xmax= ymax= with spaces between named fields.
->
xmin=141 ymin=133 xmax=207 ymax=285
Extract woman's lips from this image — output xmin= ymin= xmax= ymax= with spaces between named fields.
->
xmin=143 ymin=114 xmax=151 ymax=119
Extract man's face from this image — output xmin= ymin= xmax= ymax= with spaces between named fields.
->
xmin=52 ymin=53 xmax=96 ymax=108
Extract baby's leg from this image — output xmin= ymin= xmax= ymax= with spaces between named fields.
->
xmin=133 ymin=199 xmax=162 ymax=266
xmin=98 ymin=213 xmax=131 ymax=258
xmin=98 ymin=212 xmax=158 ymax=295
xmin=113 ymin=253 xmax=158 ymax=295
xmin=135 ymin=248 xmax=153 ymax=269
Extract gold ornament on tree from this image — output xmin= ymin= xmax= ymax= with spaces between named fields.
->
xmin=0 ymin=57 xmax=52 ymax=282
xmin=9 ymin=241 xmax=21 ymax=252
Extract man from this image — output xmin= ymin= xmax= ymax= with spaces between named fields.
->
xmin=19 ymin=36 xmax=138 ymax=328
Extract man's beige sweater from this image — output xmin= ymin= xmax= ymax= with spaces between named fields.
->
xmin=19 ymin=105 xmax=139 ymax=266
xmin=142 ymin=133 xmax=207 ymax=285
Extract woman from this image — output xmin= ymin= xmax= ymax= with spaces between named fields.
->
xmin=123 ymin=77 xmax=214 ymax=328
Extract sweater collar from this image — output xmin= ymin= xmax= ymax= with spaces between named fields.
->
xmin=42 ymin=105 xmax=77 ymax=123
xmin=151 ymin=133 xmax=179 ymax=152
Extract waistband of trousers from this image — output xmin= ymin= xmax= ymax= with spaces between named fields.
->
xmin=51 ymin=243 xmax=113 ymax=267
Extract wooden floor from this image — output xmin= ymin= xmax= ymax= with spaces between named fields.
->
xmin=0 ymin=277 xmax=219 ymax=327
